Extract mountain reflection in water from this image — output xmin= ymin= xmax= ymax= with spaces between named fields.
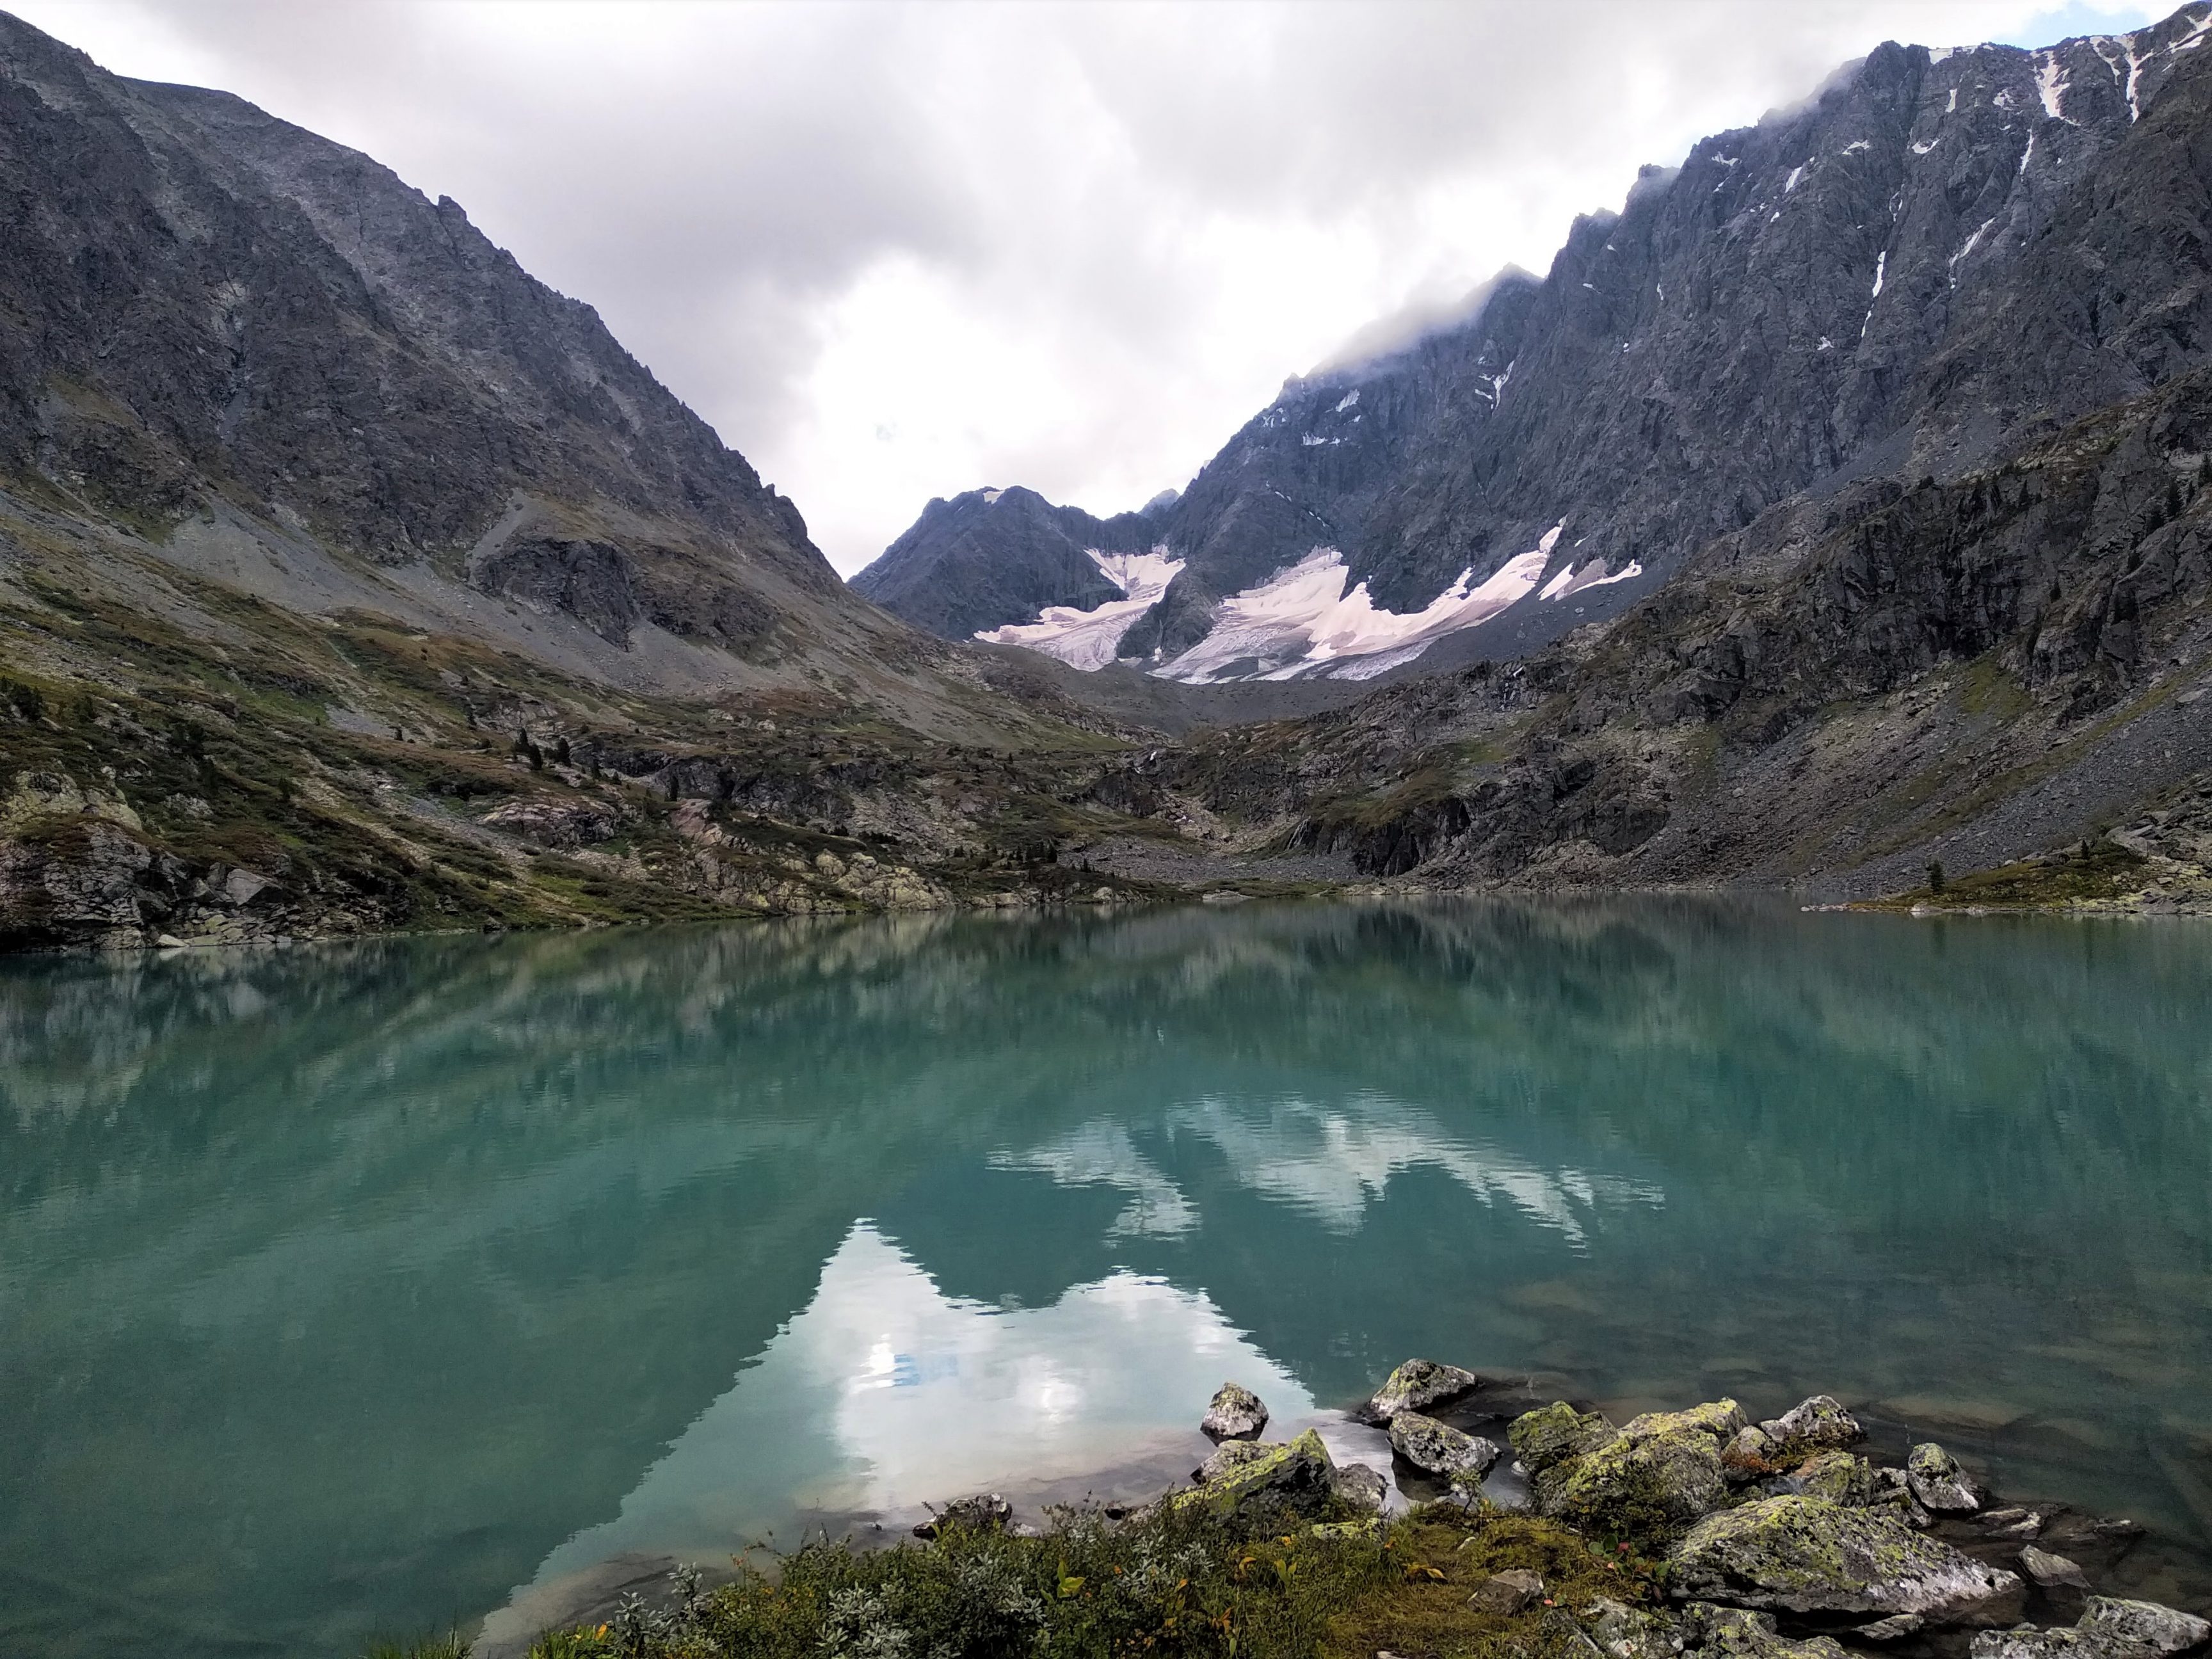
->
xmin=3 ymin=899 xmax=2209 ymax=1658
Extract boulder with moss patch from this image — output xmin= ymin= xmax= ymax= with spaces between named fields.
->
xmin=1759 ymin=1397 xmax=1864 ymax=1454
xmin=1193 ymin=1439 xmax=1278 ymax=1484
xmin=1391 ymin=1411 xmax=1503 ymax=1481
xmin=1201 ymin=1381 xmax=1269 ymax=1439
xmin=1681 ymin=1601 xmax=1852 ymax=1659
xmin=1906 ymin=1443 xmax=1983 ymax=1514
xmin=1174 ymin=1428 xmax=1338 ymax=1520
xmin=1537 ymin=1418 xmax=1729 ymax=1535
xmin=1361 ymin=1358 xmax=1485 ymax=1423
xmin=1968 ymin=1598 xmax=2210 ymax=1659
xmin=1669 ymin=1494 xmax=2021 ymax=1619
xmin=1512 ymin=1402 xmax=1624 ymax=1473
xmin=1791 ymin=1451 xmax=1877 ymax=1507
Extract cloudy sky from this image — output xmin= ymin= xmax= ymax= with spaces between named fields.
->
xmin=11 ymin=0 xmax=2166 ymax=572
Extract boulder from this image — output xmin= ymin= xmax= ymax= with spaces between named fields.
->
xmin=1628 ymin=1402 xmax=1749 ymax=1441
xmin=1907 ymin=1443 xmax=1984 ymax=1514
xmin=1759 ymin=1397 xmax=1864 ymax=1454
xmin=1680 ymin=1601 xmax=1850 ymax=1659
xmin=1201 ymin=1381 xmax=1270 ymax=1439
xmin=1193 ymin=1439 xmax=1277 ymax=1484
xmin=1792 ymin=1451 xmax=1877 ymax=1507
xmin=1174 ymin=1428 xmax=1338 ymax=1521
xmin=1539 ymin=1422 xmax=1728 ymax=1532
xmin=2019 ymin=1547 xmax=2090 ymax=1591
xmin=1511 ymin=1402 xmax=1623 ymax=1474
xmin=1968 ymin=1598 xmax=2211 ymax=1659
xmin=1470 ymin=1568 xmax=1545 ymax=1615
xmin=1854 ymin=1615 xmax=1927 ymax=1642
xmin=913 ymin=1493 xmax=1011 ymax=1538
xmin=1981 ymin=1508 xmax=2048 ymax=1541
xmin=1583 ymin=1594 xmax=1681 ymax=1659
xmin=1390 ymin=1411 xmax=1503 ymax=1481
xmin=1669 ymin=1494 xmax=2022 ymax=1619
xmin=1332 ymin=1461 xmax=1388 ymax=1511
xmin=1362 ymin=1358 xmax=1484 ymax=1423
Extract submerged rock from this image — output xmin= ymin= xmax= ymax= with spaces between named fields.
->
xmin=1390 ymin=1411 xmax=1503 ymax=1481
xmin=1512 ymin=1402 xmax=1624 ymax=1473
xmin=1201 ymin=1381 xmax=1270 ymax=1439
xmin=1470 ymin=1568 xmax=1545 ymax=1615
xmin=1174 ymin=1427 xmax=1338 ymax=1520
xmin=2019 ymin=1546 xmax=2090 ymax=1591
xmin=1669 ymin=1494 xmax=2021 ymax=1619
xmin=1680 ymin=1601 xmax=1850 ymax=1659
xmin=1759 ymin=1397 xmax=1864 ymax=1454
xmin=913 ymin=1493 xmax=1012 ymax=1538
xmin=1362 ymin=1358 xmax=1484 ymax=1423
xmin=1907 ymin=1443 xmax=1984 ymax=1514
xmin=1968 ymin=1598 xmax=2211 ymax=1659
xmin=1193 ymin=1439 xmax=1277 ymax=1484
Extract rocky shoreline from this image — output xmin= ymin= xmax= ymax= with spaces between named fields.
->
xmin=466 ymin=1363 xmax=2210 ymax=1659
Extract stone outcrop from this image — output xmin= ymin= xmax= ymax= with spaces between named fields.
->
xmin=1669 ymin=1495 xmax=2021 ymax=1619
xmin=1969 ymin=1598 xmax=2211 ymax=1659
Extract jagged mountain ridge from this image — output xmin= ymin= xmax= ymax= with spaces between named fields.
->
xmin=860 ymin=4 xmax=2212 ymax=684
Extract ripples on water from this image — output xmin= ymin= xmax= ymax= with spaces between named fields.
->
xmin=2 ymin=900 xmax=2209 ymax=1656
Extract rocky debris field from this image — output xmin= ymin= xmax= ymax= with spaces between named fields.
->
xmin=472 ymin=1363 xmax=2208 ymax=1659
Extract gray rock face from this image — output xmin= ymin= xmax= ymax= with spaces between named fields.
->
xmin=1470 ymin=1568 xmax=1546 ymax=1616
xmin=0 ymin=9 xmax=837 ymax=655
xmin=1907 ymin=1443 xmax=1985 ymax=1513
xmin=1669 ymin=1494 xmax=2022 ymax=1619
xmin=1760 ymin=1397 xmax=1864 ymax=1453
xmin=1969 ymin=1598 xmax=2212 ymax=1659
xmin=1364 ymin=1358 xmax=1486 ymax=1423
xmin=1388 ymin=1411 xmax=1503 ymax=1480
xmin=2019 ymin=1547 xmax=2090 ymax=1591
xmin=1331 ymin=1461 xmax=1388 ymax=1512
xmin=1201 ymin=1381 xmax=1270 ymax=1439
xmin=863 ymin=10 xmax=2212 ymax=685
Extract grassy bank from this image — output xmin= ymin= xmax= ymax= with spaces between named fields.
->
xmin=380 ymin=1500 xmax=1653 ymax=1659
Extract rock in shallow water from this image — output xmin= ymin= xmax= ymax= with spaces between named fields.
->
xmin=913 ymin=1493 xmax=1011 ymax=1538
xmin=1201 ymin=1381 xmax=1269 ymax=1439
xmin=1390 ymin=1410 xmax=1502 ymax=1480
xmin=1362 ymin=1358 xmax=1484 ymax=1423
xmin=1174 ymin=1428 xmax=1337 ymax=1520
xmin=1968 ymin=1598 xmax=2211 ymax=1659
xmin=1668 ymin=1493 xmax=2021 ymax=1618
xmin=1907 ymin=1442 xmax=1984 ymax=1513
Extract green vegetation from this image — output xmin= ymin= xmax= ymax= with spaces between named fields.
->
xmin=381 ymin=1500 xmax=1661 ymax=1659
xmin=1870 ymin=839 xmax=2149 ymax=911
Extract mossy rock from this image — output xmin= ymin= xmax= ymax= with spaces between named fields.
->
xmin=1681 ymin=1601 xmax=1850 ymax=1659
xmin=1363 ymin=1357 xmax=1484 ymax=1423
xmin=1793 ymin=1451 xmax=1877 ymax=1507
xmin=1669 ymin=1494 xmax=2021 ymax=1617
xmin=1535 ymin=1422 xmax=1728 ymax=1540
xmin=1511 ymin=1401 xmax=1622 ymax=1473
xmin=1968 ymin=1596 xmax=2211 ymax=1659
xmin=1623 ymin=1400 xmax=1747 ymax=1441
xmin=1174 ymin=1427 xmax=1337 ymax=1521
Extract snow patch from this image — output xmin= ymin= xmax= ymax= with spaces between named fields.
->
xmin=1948 ymin=216 xmax=1997 ymax=284
xmin=1946 ymin=87 xmax=1959 ymax=113
xmin=1912 ymin=138 xmax=1938 ymax=155
xmin=1333 ymin=389 xmax=1361 ymax=413
xmin=1784 ymin=163 xmax=1809 ymax=193
xmin=1155 ymin=527 xmax=1560 ymax=685
xmin=974 ymin=546 xmax=1184 ymax=671
xmin=1870 ymin=250 xmax=1887 ymax=300
xmin=1540 ymin=557 xmax=1645 ymax=602
xmin=981 ymin=489 xmax=1004 ymax=504
xmin=1843 ymin=139 xmax=1871 ymax=154
xmin=2034 ymin=51 xmax=2072 ymax=121
xmin=1301 ymin=434 xmax=1327 ymax=447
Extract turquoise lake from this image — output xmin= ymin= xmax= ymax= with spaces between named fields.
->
xmin=3 ymin=899 xmax=2211 ymax=1656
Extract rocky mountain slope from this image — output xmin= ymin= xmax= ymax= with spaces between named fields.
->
xmin=0 ymin=10 xmax=1260 ymax=950
xmin=863 ymin=4 xmax=2212 ymax=687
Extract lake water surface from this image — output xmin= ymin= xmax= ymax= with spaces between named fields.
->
xmin=4 ymin=900 xmax=2211 ymax=1656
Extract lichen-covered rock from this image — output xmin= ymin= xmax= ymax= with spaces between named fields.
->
xmin=1193 ymin=1439 xmax=1276 ymax=1484
xmin=1626 ymin=1401 xmax=1748 ymax=1441
xmin=1174 ymin=1427 xmax=1338 ymax=1520
xmin=1537 ymin=1420 xmax=1729 ymax=1532
xmin=2019 ymin=1547 xmax=2090 ymax=1591
xmin=1669 ymin=1494 xmax=2022 ymax=1618
xmin=1582 ymin=1594 xmax=1682 ymax=1659
xmin=1906 ymin=1443 xmax=1983 ymax=1513
xmin=1759 ymin=1397 xmax=1864 ymax=1454
xmin=1390 ymin=1410 xmax=1503 ymax=1480
xmin=1968 ymin=1598 xmax=2211 ymax=1659
xmin=1512 ymin=1402 xmax=1623 ymax=1473
xmin=1681 ymin=1601 xmax=1850 ymax=1659
xmin=1469 ymin=1568 xmax=1546 ymax=1615
xmin=1201 ymin=1381 xmax=1269 ymax=1439
xmin=1362 ymin=1358 xmax=1484 ymax=1423
xmin=1332 ymin=1461 xmax=1388 ymax=1511
xmin=1792 ymin=1451 xmax=1877 ymax=1507
xmin=913 ymin=1492 xmax=1011 ymax=1538
xmin=1726 ymin=1426 xmax=1782 ymax=1473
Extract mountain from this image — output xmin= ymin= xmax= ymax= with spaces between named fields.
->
xmin=0 ymin=10 xmax=1255 ymax=950
xmin=863 ymin=6 xmax=2212 ymax=685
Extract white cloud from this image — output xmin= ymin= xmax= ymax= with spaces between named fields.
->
xmin=6 ymin=0 xmax=2165 ymax=570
